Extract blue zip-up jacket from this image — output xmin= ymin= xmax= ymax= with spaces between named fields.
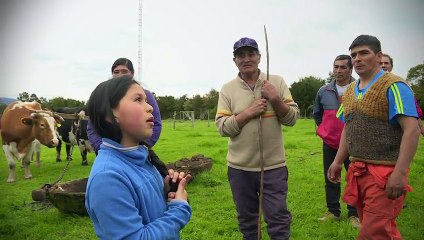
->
xmin=85 ymin=138 xmax=191 ymax=240
xmin=313 ymin=78 xmax=354 ymax=149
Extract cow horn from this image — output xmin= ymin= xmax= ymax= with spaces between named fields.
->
xmin=29 ymin=112 xmax=41 ymax=118
xmin=31 ymin=110 xmax=64 ymax=124
xmin=53 ymin=113 xmax=65 ymax=123
xmin=77 ymin=110 xmax=86 ymax=120
xmin=32 ymin=109 xmax=54 ymax=116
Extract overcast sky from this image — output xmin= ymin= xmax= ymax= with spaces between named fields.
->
xmin=0 ymin=0 xmax=423 ymax=101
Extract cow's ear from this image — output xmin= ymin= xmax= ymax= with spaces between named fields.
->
xmin=22 ymin=117 xmax=33 ymax=126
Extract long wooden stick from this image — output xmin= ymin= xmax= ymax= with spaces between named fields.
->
xmin=257 ymin=25 xmax=269 ymax=240
xmin=265 ymin=26 xmax=269 ymax=81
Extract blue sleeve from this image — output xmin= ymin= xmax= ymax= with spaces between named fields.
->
xmin=145 ymin=90 xmax=162 ymax=148
xmin=87 ymin=120 xmax=102 ymax=154
xmin=86 ymin=171 xmax=192 ymax=239
xmin=387 ymin=82 xmax=418 ymax=124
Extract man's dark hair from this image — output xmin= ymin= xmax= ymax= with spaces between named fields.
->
xmin=382 ymin=53 xmax=393 ymax=67
xmin=88 ymin=76 xmax=139 ymax=143
xmin=111 ymin=58 xmax=135 ymax=74
xmin=349 ymin=35 xmax=381 ymax=54
xmin=334 ymin=54 xmax=353 ymax=69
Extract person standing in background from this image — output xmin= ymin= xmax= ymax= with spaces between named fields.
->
xmin=313 ymin=55 xmax=360 ymax=228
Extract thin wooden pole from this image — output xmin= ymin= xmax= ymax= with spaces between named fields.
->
xmin=257 ymin=25 xmax=269 ymax=240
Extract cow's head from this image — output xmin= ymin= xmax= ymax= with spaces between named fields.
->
xmin=72 ymin=110 xmax=86 ymax=134
xmin=21 ymin=111 xmax=65 ymax=148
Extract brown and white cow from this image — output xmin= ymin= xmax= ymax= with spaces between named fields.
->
xmin=0 ymin=101 xmax=64 ymax=182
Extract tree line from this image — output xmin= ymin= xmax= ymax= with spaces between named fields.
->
xmin=407 ymin=64 xmax=424 ymax=111
xmin=1 ymin=64 xmax=423 ymax=119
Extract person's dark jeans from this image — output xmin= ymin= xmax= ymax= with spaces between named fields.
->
xmin=323 ymin=143 xmax=358 ymax=217
xmin=228 ymin=166 xmax=291 ymax=240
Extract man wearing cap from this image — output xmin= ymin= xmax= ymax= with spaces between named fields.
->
xmin=216 ymin=37 xmax=299 ymax=239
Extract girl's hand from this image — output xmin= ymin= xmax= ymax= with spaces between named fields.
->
xmin=174 ymin=177 xmax=189 ymax=202
xmin=168 ymin=169 xmax=192 ymax=188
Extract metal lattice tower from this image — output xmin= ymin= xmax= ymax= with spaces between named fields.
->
xmin=138 ymin=0 xmax=143 ymax=81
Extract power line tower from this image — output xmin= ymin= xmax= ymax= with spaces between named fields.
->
xmin=138 ymin=0 xmax=143 ymax=81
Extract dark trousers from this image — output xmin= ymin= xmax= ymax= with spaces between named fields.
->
xmin=323 ymin=143 xmax=358 ymax=217
xmin=228 ymin=166 xmax=291 ymax=240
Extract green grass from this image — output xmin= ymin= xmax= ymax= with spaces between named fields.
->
xmin=1 ymin=119 xmax=423 ymax=239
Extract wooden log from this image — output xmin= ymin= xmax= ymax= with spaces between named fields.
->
xmin=166 ymin=154 xmax=213 ymax=177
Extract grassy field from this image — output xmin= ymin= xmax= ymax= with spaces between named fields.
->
xmin=0 ymin=119 xmax=423 ymax=239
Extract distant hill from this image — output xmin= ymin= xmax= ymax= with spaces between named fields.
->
xmin=0 ymin=97 xmax=17 ymax=105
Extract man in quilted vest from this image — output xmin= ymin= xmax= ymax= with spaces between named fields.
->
xmin=327 ymin=35 xmax=420 ymax=239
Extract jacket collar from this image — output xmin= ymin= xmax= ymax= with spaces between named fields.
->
xmin=100 ymin=138 xmax=149 ymax=166
xmin=326 ymin=76 xmax=355 ymax=91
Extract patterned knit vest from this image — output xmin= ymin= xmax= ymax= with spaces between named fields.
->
xmin=343 ymin=72 xmax=404 ymax=165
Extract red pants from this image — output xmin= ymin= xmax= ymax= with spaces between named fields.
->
xmin=342 ymin=162 xmax=412 ymax=240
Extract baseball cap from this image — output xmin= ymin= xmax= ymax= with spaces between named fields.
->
xmin=233 ymin=37 xmax=259 ymax=53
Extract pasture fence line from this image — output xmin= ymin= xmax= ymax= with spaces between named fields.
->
xmin=55 ymin=113 xmax=89 ymax=121
xmin=171 ymin=111 xmax=213 ymax=129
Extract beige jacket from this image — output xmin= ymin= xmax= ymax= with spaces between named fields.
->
xmin=215 ymin=71 xmax=299 ymax=171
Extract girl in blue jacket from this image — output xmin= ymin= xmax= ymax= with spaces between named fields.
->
xmin=86 ymin=76 xmax=192 ymax=239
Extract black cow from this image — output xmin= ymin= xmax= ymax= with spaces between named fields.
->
xmin=54 ymin=106 xmax=93 ymax=165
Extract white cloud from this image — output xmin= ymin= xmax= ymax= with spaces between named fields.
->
xmin=0 ymin=0 xmax=423 ymax=101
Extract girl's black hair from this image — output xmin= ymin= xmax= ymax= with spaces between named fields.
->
xmin=88 ymin=76 xmax=139 ymax=143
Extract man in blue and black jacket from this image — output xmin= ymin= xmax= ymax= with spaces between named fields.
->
xmin=313 ymin=54 xmax=360 ymax=228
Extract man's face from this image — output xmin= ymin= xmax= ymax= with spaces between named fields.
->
xmin=333 ymin=59 xmax=352 ymax=83
xmin=380 ymin=56 xmax=393 ymax=72
xmin=112 ymin=65 xmax=134 ymax=78
xmin=233 ymin=47 xmax=261 ymax=75
xmin=350 ymin=45 xmax=382 ymax=77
